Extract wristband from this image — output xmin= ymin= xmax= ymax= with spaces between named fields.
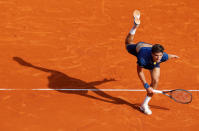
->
xmin=144 ymin=83 xmax=150 ymax=89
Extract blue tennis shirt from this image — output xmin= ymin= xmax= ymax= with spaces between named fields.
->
xmin=137 ymin=47 xmax=169 ymax=70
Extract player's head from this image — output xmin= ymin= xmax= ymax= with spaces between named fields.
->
xmin=151 ymin=44 xmax=164 ymax=62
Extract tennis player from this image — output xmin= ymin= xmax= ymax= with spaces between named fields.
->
xmin=125 ymin=10 xmax=179 ymax=115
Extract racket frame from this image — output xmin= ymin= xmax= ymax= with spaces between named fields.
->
xmin=153 ymin=89 xmax=192 ymax=104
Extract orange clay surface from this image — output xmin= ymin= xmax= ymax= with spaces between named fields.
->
xmin=1 ymin=0 xmax=199 ymax=130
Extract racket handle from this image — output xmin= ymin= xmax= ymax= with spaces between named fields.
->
xmin=153 ymin=89 xmax=163 ymax=94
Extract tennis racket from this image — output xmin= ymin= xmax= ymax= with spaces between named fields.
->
xmin=153 ymin=89 xmax=192 ymax=104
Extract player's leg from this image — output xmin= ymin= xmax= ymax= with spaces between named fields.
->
xmin=140 ymin=94 xmax=152 ymax=115
xmin=150 ymin=67 xmax=160 ymax=90
xmin=140 ymin=68 xmax=160 ymax=115
xmin=125 ymin=10 xmax=140 ymax=45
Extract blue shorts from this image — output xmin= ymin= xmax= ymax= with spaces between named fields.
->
xmin=126 ymin=42 xmax=146 ymax=57
xmin=126 ymin=44 xmax=137 ymax=56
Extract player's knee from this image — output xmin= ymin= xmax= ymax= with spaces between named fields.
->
xmin=125 ymin=34 xmax=134 ymax=44
xmin=152 ymin=79 xmax=159 ymax=85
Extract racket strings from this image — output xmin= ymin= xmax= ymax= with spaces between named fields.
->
xmin=171 ymin=90 xmax=192 ymax=104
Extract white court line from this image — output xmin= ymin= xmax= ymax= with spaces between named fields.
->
xmin=0 ymin=89 xmax=198 ymax=91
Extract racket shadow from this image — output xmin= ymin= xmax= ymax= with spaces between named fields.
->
xmin=149 ymin=105 xmax=170 ymax=110
xmin=13 ymin=56 xmax=169 ymax=113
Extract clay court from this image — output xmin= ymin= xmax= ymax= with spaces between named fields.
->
xmin=1 ymin=0 xmax=199 ymax=130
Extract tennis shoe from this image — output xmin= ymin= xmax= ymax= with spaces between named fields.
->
xmin=133 ymin=10 xmax=140 ymax=25
xmin=140 ymin=105 xmax=152 ymax=115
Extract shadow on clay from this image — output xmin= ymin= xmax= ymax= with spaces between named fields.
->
xmin=13 ymin=56 xmax=169 ymax=113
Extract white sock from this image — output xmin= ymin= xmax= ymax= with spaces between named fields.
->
xmin=142 ymin=95 xmax=152 ymax=107
xmin=129 ymin=24 xmax=138 ymax=35
xmin=129 ymin=28 xmax=136 ymax=35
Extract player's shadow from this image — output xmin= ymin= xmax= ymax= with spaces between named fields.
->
xmin=13 ymin=57 xmax=169 ymax=113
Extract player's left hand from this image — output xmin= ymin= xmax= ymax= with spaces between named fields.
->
xmin=172 ymin=55 xmax=179 ymax=58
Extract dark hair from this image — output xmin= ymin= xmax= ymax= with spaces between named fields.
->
xmin=152 ymin=44 xmax=164 ymax=53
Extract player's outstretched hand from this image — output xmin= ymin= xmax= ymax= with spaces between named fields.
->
xmin=169 ymin=54 xmax=180 ymax=59
xmin=172 ymin=55 xmax=179 ymax=58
